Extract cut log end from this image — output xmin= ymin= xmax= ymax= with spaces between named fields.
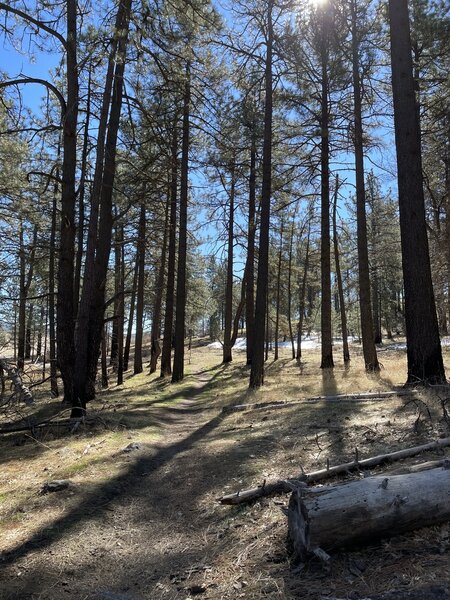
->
xmin=287 ymin=487 xmax=310 ymax=563
xmin=287 ymin=466 xmax=450 ymax=559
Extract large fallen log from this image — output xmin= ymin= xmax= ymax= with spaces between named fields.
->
xmin=288 ymin=465 xmax=450 ymax=562
xmin=218 ymin=436 xmax=450 ymax=505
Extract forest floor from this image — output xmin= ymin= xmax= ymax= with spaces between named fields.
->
xmin=0 ymin=340 xmax=450 ymax=600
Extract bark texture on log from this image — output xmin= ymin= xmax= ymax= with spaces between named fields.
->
xmin=0 ymin=359 xmax=34 ymax=404
xmin=288 ymin=466 xmax=450 ymax=562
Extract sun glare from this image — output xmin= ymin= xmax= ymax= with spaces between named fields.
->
xmin=310 ymin=0 xmax=328 ymax=6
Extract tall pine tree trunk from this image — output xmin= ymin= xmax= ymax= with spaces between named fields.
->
xmin=297 ymin=222 xmax=311 ymax=362
xmin=250 ymin=1 xmax=273 ymax=388
xmin=134 ymin=203 xmax=146 ymax=375
xmin=274 ymin=219 xmax=284 ymax=361
xmin=49 ymin=164 xmax=59 ymax=396
xmin=74 ymin=42 xmax=116 ymax=362
xmin=74 ymin=68 xmax=91 ymax=315
xmin=246 ymin=135 xmax=257 ymax=366
xmin=388 ymin=0 xmax=445 ymax=384
xmin=111 ymin=221 xmax=122 ymax=368
xmin=319 ymin=10 xmax=334 ymax=369
xmin=73 ymin=0 xmax=133 ymax=415
xmin=149 ymin=195 xmax=170 ymax=374
xmin=161 ymin=125 xmax=178 ymax=378
xmin=101 ymin=325 xmax=108 ymax=389
xmin=36 ymin=305 xmax=44 ymax=359
xmin=351 ymin=0 xmax=379 ymax=370
xmin=332 ymin=177 xmax=350 ymax=363
xmin=117 ymin=224 xmax=125 ymax=385
xmin=18 ymin=224 xmax=37 ymax=370
xmin=223 ymin=162 xmax=235 ymax=364
xmin=17 ymin=223 xmax=26 ymax=371
xmin=172 ymin=65 xmax=191 ymax=383
xmin=56 ymin=0 xmax=78 ymax=404
xmin=287 ymin=218 xmax=296 ymax=360
xmin=25 ymin=304 xmax=33 ymax=360
xmin=123 ymin=246 xmax=139 ymax=372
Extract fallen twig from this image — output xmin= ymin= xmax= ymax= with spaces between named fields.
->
xmin=218 ymin=436 xmax=450 ymax=505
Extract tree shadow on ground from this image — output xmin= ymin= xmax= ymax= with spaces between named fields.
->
xmin=2 ymin=366 xmax=446 ymax=600
xmin=0 ymin=398 xmax=289 ymax=599
xmin=0 ymin=361 xmax=250 ymax=562
xmin=0 ymin=413 xmax=227 ymax=569
xmin=0 ymin=364 xmax=232 ymax=467
xmin=321 ymin=367 xmax=338 ymax=397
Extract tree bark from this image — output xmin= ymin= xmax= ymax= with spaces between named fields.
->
xmin=25 ymin=304 xmax=33 ymax=360
xmin=116 ymin=224 xmax=125 ymax=385
xmin=287 ymin=218 xmax=296 ymax=360
xmin=319 ymin=9 xmax=334 ymax=370
xmin=74 ymin=68 xmax=91 ymax=315
xmin=149 ymin=194 xmax=170 ymax=374
xmin=160 ymin=124 xmax=178 ymax=378
xmin=332 ymin=177 xmax=350 ymax=363
xmin=250 ymin=1 xmax=273 ymax=387
xmin=388 ymin=0 xmax=445 ymax=384
xmin=73 ymin=0 xmax=133 ymax=414
xmin=49 ymin=163 xmax=59 ymax=397
xmin=74 ymin=44 xmax=116 ymax=364
xmin=350 ymin=0 xmax=379 ymax=370
xmin=101 ymin=325 xmax=108 ymax=389
xmin=110 ymin=222 xmax=122 ymax=368
xmin=38 ymin=304 xmax=45 ymax=367
xmin=172 ymin=64 xmax=191 ymax=383
xmin=274 ymin=218 xmax=284 ymax=361
xmin=18 ymin=224 xmax=37 ymax=370
xmin=297 ymin=222 xmax=311 ymax=362
xmin=124 ymin=246 xmax=139 ymax=372
xmin=288 ymin=466 xmax=450 ymax=562
xmin=246 ymin=133 xmax=257 ymax=366
xmin=17 ymin=223 xmax=26 ymax=371
xmin=134 ymin=203 xmax=146 ymax=375
xmin=223 ymin=162 xmax=235 ymax=364
xmin=230 ymin=274 xmax=246 ymax=348
xmin=56 ymin=0 xmax=78 ymax=404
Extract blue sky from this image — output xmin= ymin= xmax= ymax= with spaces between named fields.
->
xmin=2 ymin=36 xmax=60 ymax=112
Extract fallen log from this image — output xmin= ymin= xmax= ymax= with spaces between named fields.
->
xmin=218 ymin=436 xmax=450 ymax=505
xmin=390 ymin=457 xmax=450 ymax=475
xmin=0 ymin=414 xmax=92 ymax=435
xmin=0 ymin=359 xmax=34 ymax=404
xmin=288 ymin=465 xmax=450 ymax=562
xmin=222 ymin=390 xmax=417 ymax=414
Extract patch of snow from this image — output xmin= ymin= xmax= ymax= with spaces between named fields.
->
xmin=206 ymin=340 xmax=223 ymax=349
xmin=207 ymin=336 xmax=450 ymax=353
xmin=234 ymin=338 xmax=247 ymax=350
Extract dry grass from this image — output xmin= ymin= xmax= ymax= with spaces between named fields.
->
xmin=0 ymin=339 xmax=449 ymax=599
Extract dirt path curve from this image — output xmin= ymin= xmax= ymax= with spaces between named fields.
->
xmin=1 ymin=367 xmax=245 ymax=600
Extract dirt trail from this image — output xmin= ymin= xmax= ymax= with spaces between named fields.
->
xmin=1 ymin=362 xmax=449 ymax=600
xmin=0 ymin=370 xmax=240 ymax=600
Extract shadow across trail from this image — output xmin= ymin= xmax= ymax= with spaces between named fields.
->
xmin=0 ymin=369 xmax=228 ymax=570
